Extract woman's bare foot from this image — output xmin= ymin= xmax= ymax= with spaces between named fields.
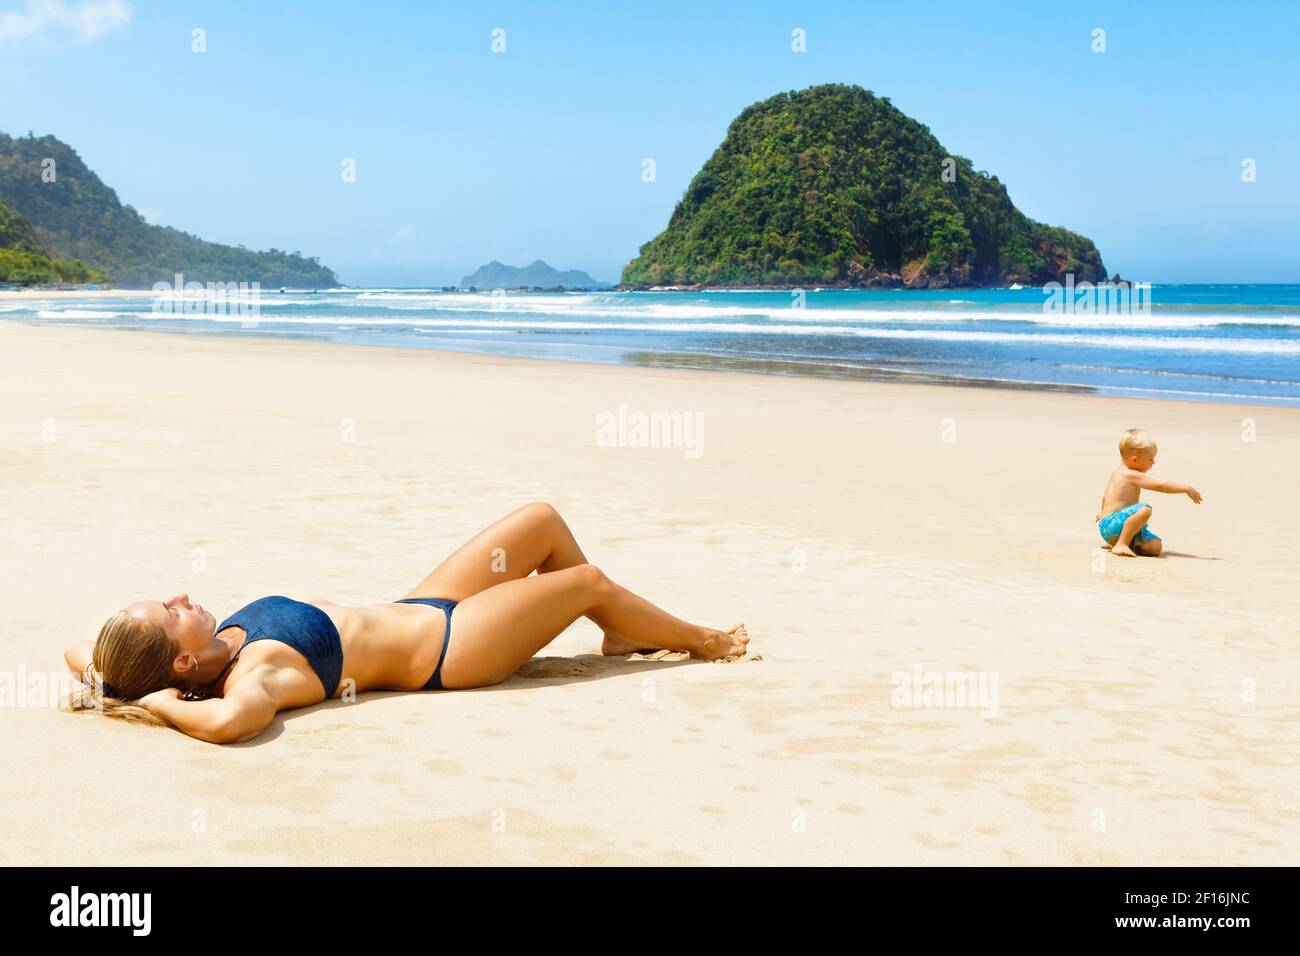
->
xmin=601 ymin=624 xmax=750 ymax=660
xmin=1111 ymin=542 xmax=1137 ymax=558
xmin=696 ymin=623 xmax=749 ymax=660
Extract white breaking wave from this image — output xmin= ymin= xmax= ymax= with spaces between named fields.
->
xmin=11 ymin=289 xmax=1300 ymax=329
xmin=354 ymin=292 xmax=1300 ymax=329
xmin=357 ymin=292 xmax=607 ymax=306
xmin=1057 ymin=363 xmax=1300 ymax=386
xmin=36 ymin=309 xmax=128 ymax=319
xmin=92 ymin=310 xmax=1300 ymax=355
xmin=390 ymin=319 xmax=1300 ymax=355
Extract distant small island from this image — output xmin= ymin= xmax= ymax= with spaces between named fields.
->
xmin=461 ymin=260 xmax=610 ymax=290
xmin=621 ymin=84 xmax=1108 ymax=290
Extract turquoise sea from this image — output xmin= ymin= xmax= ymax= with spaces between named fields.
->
xmin=6 ymin=284 xmax=1300 ymax=406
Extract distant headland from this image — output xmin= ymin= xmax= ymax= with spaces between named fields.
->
xmin=0 ymin=130 xmax=337 ymax=289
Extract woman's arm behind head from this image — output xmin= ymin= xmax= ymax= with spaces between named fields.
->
xmin=139 ymin=667 xmax=279 ymax=744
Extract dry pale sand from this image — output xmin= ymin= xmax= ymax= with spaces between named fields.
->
xmin=1 ymin=321 xmax=1296 ymax=866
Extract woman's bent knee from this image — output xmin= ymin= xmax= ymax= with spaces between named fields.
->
xmin=573 ymin=563 xmax=610 ymax=593
xmin=521 ymin=500 xmax=560 ymax=522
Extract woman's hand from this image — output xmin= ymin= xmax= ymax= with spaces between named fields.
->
xmin=133 ymin=687 xmax=182 ymax=711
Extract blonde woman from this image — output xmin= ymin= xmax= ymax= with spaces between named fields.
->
xmin=64 ymin=502 xmax=748 ymax=743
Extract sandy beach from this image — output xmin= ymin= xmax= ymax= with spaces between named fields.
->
xmin=1 ymin=320 xmax=1296 ymax=866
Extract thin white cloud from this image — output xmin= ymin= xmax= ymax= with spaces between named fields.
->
xmin=0 ymin=0 xmax=132 ymax=45
xmin=389 ymin=224 xmax=418 ymax=244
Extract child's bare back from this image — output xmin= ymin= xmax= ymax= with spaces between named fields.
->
xmin=1095 ymin=428 xmax=1202 ymax=558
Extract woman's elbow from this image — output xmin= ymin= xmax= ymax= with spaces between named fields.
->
xmin=197 ymin=727 xmax=235 ymax=745
xmin=205 ymin=710 xmax=272 ymax=745
xmin=196 ymin=713 xmax=247 ymax=744
xmin=188 ymin=722 xmax=243 ymax=745
xmin=64 ymin=644 xmax=90 ymax=675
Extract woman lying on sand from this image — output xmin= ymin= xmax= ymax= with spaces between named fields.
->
xmin=63 ymin=502 xmax=748 ymax=743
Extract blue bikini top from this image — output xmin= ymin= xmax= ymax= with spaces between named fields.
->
xmin=210 ymin=596 xmax=343 ymax=697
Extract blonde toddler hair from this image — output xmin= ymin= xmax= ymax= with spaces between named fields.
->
xmin=1119 ymin=427 xmax=1157 ymax=457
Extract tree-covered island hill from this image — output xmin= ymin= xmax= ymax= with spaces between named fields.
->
xmin=621 ymin=84 xmax=1109 ymax=290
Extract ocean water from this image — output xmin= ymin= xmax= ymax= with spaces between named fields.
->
xmin=6 ymin=285 xmax=1300 ymax=406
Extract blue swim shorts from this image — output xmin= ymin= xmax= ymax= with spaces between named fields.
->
xmin=1098 ymin=503 xmax=1160 ymax=545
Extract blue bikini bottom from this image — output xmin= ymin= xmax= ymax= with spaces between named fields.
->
xmin=393 ymin=598 xmax=458 ymax=690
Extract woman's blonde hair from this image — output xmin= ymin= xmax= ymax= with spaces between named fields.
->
xmin=62 ymin=611 xmax=180 ymax=728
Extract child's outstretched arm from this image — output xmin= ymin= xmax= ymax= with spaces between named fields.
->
xmin=1135 ymin=474 xmax=1203 ymax=503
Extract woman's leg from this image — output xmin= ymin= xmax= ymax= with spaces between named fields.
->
xmin=439 ymin=564 xmax=749 ymax=688
xmin=403 ymin=501 xmax=589 ymax=601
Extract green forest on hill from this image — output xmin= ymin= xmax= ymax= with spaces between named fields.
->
xmin=622 ymin=85 xmax=1106 ymax=289
xmin=0 ymin=131 xmax=336 ymax=288
xmin=0 ymin=196 xmax=108 ymax=285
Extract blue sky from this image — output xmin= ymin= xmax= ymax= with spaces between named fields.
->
xmin=3 ymin=0 xmax=1298 ymax=286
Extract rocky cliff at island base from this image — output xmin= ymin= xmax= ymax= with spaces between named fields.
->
xmin=621 ymin=84 xmax=1107 ymax=290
